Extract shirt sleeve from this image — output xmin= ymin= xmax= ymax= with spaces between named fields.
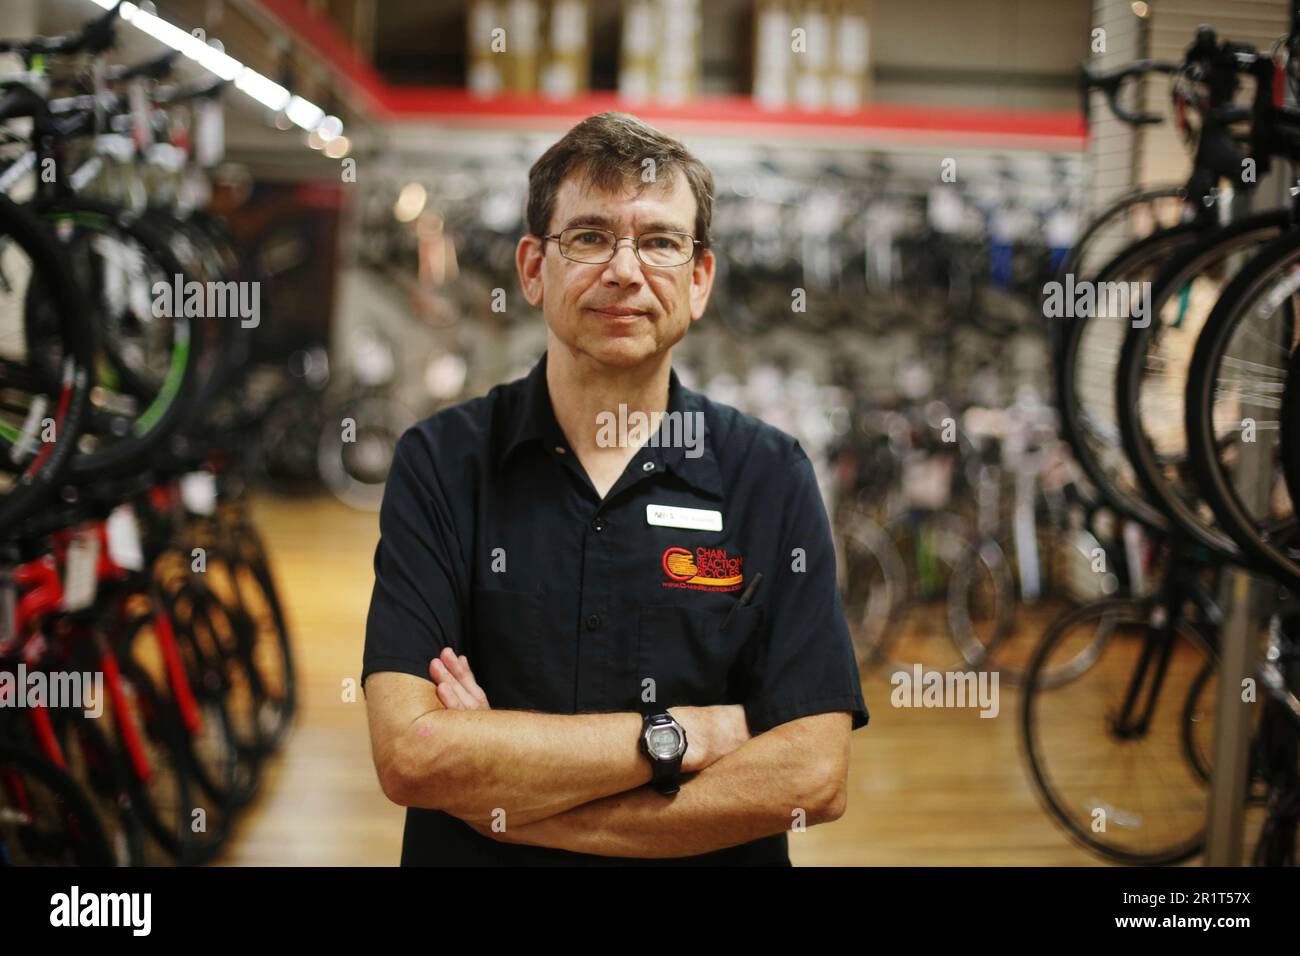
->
xmin=361 ymin=426 xmax=467 ymax=690
xmin=736 ymin=447 xmax=870 ymax=735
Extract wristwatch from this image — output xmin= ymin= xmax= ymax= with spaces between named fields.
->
xmin=639 ymin=711 xmax=687 ymax=795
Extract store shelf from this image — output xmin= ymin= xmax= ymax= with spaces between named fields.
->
xmin=254 ymin=0 xmax=1085 ymax=151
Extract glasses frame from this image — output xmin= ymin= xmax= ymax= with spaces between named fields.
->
xmin=541 ymin=226 xmax=703 ymax=268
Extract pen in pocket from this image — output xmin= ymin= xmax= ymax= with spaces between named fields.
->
xmin=721 ymin=572 xmax=764 ymax=630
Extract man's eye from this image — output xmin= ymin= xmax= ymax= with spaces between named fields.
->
xmin=644 ymin=236 xmax=676 ymax=249
xmin=573 ymin=232 xmax=606 ymax=244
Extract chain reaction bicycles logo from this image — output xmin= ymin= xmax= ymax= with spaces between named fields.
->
xmin=661 ymin=546 xmax=744 ymax=591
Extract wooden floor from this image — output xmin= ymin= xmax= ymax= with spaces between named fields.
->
xmin=217 ymin=494 xmax=1252 ymax=866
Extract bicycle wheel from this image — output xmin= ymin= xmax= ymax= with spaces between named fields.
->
xmin=1056 ymin=224 xmax=1202 ymax=529
xmin=0 ymin=194 xmax=94 ymax=535
xmin=114 ymin=601 xmax=233 ymax=862
xmin=946 ymin=535 xmax=1015 ymax=671
xmin=159 ymin=575 xmax=262 ymax=805
xmin=1058 ymin=186 xmax=1189 ymax=283
xmin=1049 ymin=187 xmax=1189 ymax=359
xmin=1021 ymin=598 xmax=1216 ymax=864
xmin=317 ymin=394 xmax=417 ymax=512
xmin=879 ymin=508 xmax=994 ymax=674
xmin=216 ymin=515 xmax=295 ymax=750
xmin=1117 ymin=212 xmax=1288 ymax=559
xmin=837 ymin=509 xmax=907 ymax=671
xmin=0 ymin=741 xmax=114 ymax=865
xmin=32 ymin=198 xmax=204 ymax=482
xmin=1185 ymin=228 xmax=1300 ymax=587
xmin=1283 ymin=341 xmax=1300 ymax=516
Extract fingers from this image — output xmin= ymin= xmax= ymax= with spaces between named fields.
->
xmin=428 ymin=648 xmax=491 ymax=709
xmin=429 ymin=655 xmax=478 ymax=709
xmin=441 ymin=647 xmax=490 ymax=708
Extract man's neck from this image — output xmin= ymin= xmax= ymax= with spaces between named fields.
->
xmin=546 ymin=337 xmax=671 ymax=458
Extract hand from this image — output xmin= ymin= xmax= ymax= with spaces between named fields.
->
xmin=429 ymin=647 xmax=491 ymax=710
xmin=670 ymin=704 xmax=752 ymax=773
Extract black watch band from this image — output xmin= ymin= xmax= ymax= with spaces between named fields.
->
xmin=639 ymin=711 xmax=686 ymax=795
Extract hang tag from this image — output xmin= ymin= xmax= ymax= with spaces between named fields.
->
xmin=107 ymin=504 xmax=144 ymax=572
xmin=129 ymin=78 xmax=153 ymax=151
xmin=195 ymin=96 xmax=224 ymax=168
xmin=181 ymin=471 xmax=218 ymax=516
xmin=63 ymin=527 xmax=100 ymax=612
xmin=646 ymin=504 xmax=722 ymax=532
xmin=902 ymin=457 xmax=953 ymax=510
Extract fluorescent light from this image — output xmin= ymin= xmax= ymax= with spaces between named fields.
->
xmin=194 ymin=43 xmax=242 ymax=81
xmin=83 ymin=0 xmax=333 ymax=149
xmin=285 ymin=96 xmax=325 ymax=130
xmin=324 ymin=135 xmax=350 ymax=159
xmin=317 ymin=115 xmax=343 ymax=141
xmin=236 ymin=68 xmax=291 ymax=111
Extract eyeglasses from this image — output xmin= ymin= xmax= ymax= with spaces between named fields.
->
xmin=542 ymin=226 xmax=701 ymax=268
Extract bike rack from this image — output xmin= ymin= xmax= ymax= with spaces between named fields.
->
xmin=1203 ymin=153 xmax=1292 ymax=865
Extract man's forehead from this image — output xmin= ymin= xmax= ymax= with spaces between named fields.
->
xmin=552 ymin=167 xmax=696 ymax=226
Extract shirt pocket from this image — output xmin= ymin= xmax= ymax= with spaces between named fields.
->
xmin=637 ymin=602 xmax=763 ymax=709
xmin=470 ymin=588 xmax=545 ymax=710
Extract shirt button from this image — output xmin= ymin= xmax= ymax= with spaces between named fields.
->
xmin=554 ymin=446 xmax=566 ymax=455
xmin=642 ymin=461 xmax=654 ymax=472
xmin=585 ymin=614 xmax=601 ymax=630
xmin=591 ymin=516 xmax=605 ymax=532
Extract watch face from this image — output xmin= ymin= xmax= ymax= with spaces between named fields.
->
xmin=648 ymin=726 xmax=681 ymax=758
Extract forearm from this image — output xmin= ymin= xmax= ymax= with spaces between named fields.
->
xmin=393 ymin=708 xmax=653 ymax=825
xmin=476 ymin=720 xmax=840 ymax=858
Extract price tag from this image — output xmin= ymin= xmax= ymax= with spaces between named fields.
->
xmin=195 ymin=96 xmax=225 ymax=168
xmin=63 ymin=527 xmax=100 ymax=612
xmin=181 ymin=471 xmax=218 ymax=516
xmin=107 ymin=504 xmax=144 ymax=572
xmin=903 ymin=457 xmax=953 ymax=510
xmin=129 ymin=78 xmax=153 ymax=151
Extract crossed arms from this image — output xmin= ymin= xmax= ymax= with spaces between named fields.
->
xmin=364 ymin=647 xmax=852 ymax=858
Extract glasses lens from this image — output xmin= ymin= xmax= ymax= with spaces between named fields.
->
xmin=559 ymin=228 xmax=616 ymax=262
xmin=638 ymin=232 xmax=693 ymax=267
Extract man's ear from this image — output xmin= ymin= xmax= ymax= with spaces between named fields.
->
xmin=689 ymin=248 xmax=716 ymax=322
xmin=517 ymin=234 xmax=545 ymax=307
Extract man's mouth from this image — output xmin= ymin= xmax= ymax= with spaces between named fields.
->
xmin=587 ymin=306 xmax=649 ymax=318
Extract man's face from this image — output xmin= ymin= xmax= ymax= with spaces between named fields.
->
xmin=517 ymin=168 xmax=715 ymax=369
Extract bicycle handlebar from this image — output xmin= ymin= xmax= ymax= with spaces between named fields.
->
xmin=1080 ymin=60 xmax=1181 ymax=127
xmin=0 ymin=1 xmax=120 ymax=58
xmin=106 ymin=50 xmax=179 ymax=84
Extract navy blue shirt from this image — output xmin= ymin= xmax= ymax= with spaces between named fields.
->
xmin=363 ymin=351 xmax=868 ymax=865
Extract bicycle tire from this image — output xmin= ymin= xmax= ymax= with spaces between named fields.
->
xmin=1021 ymin=597 xmax=1216 ymax=865
xmin=32 ymin=197 xmax=205 ymax=483
xmin=0 ymin=194 xmax=94 ymax=536
xmin=1056 ymin=223 xmax=1203 ymax=529
xmin=1116 ymin=211 xmax=1288 ymax=560
xmin=1184 ymin=227 xmax=1300 ymax=588
xmin=0 ymin=740 xmax=115 ymax=866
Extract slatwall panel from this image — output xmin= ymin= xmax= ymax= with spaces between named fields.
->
xmin=1140 ymin=0 xmax=1290 ymax=184
xmin=1084 ymin=0 xmax=1145 ymax=263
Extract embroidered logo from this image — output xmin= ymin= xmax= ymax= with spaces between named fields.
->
xmin=661 ymin=546 xmax=744 ymax=591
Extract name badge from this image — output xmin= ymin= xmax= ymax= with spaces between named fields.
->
xmin=646 ymin=504 xmax=722 ymax=532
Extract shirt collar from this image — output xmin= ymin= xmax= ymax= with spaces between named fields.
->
xmin=492 ymin=350 xmax=724 ymax=500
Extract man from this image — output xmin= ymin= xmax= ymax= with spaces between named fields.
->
xmin=362 ymin=112 xmax=868 ymax=865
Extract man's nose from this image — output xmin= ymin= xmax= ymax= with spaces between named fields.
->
xmin=602 ymin=239 xmax=644 ymax=285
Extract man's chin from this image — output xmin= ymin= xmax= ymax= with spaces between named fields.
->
xmin=579 ymin=335 xmax=659 ymax=368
